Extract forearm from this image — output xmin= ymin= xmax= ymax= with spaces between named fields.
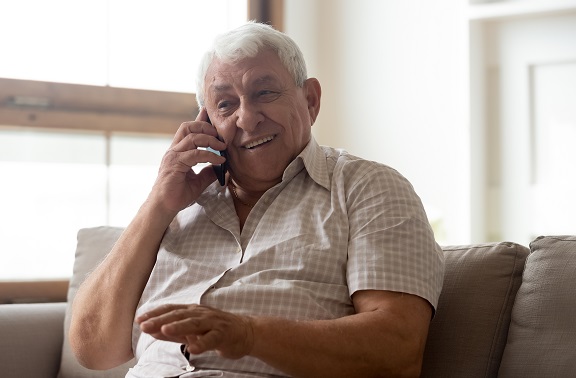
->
xmin=70 ymin=200 xmax=176 ymax=369
xmin=250 ymin=310 xmax=426 ymax=378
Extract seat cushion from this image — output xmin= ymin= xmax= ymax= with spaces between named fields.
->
xmin=421 ymin=242 xmax=529 ymax=378
xmin=499 ymin=235 xmax=576 ymax=377
xmin=58 ymin=226 xmax=134 ymax=378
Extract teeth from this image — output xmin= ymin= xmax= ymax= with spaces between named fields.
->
xmin=244 ymin=135 xmax=274 ymax=149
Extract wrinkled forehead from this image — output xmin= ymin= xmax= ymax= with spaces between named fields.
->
xmin=205 ymin=51 xmax=291 ymax=92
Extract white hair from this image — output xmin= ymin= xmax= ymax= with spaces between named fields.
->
xmin=195 ymin=22 xmax=308 ymax=107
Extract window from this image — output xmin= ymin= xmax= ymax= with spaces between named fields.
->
xmin=0 ymin=0 xmax=250 ymax=286
xmin=0 ymin=0 xmax=248 ymax=92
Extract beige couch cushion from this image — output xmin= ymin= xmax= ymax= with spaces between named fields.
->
xmin=58 ymin=226 xmax=133 ymax=378
xmin=421 ymin=242 xmax=529 ymax=378
xmin=499 ymin=235 xmax=576 ymax=377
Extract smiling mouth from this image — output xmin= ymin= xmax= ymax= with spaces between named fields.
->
xmin=243 ymin=135 xmax=275 ymax=149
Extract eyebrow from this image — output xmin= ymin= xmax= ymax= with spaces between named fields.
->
xmin=252 ymin=75 xmax=279 ymax=86
xmin=211 ymin=83 xmax=232 ymax=93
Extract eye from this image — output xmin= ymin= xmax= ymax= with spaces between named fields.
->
xmin=257 ymin=90 xmax=281 ymax=102
xmin=217 ymin=101 xmax=230 ymax=109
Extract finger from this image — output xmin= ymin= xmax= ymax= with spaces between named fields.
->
xmin=169 ymin=108 xmax=217 ymax=148
xmin=160 ymin=149 xmax=225 ymax=176
xmin=183 ymin=329 xmax=221 ymax=355
xmin=191 ymin=329 xmax=224 ymax=354
xmin=195 ymin=106 xmax=208 ymax=122
xmin=141 ymin=308 xmax=192 ymax=331
xmin=171 ymin=132 xmax=226 ymax=153
xmin=159 ymin=313 xmax=213 ymax=337
xmin=141 ymin=306 xmax=216 ymax=337
xmin=170 ymin=122 xmax=218 ymax=149
xmin=144 ymin=318 xmax=209 ymax=346
xmin=186 ymin=108 xmax=214 ymax=137
xmin=136 ymin=304 xmax=187 ymax=324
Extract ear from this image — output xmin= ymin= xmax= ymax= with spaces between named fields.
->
xmin=304 ymin=78 xmax=321 ymax=125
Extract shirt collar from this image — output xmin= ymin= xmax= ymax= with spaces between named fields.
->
xmin=282 ymin=136 xmax=330 ymax=191
xmin=199 ymin=135 xmax=331 ymax=209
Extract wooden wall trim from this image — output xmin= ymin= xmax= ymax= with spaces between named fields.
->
xmin=0 ymin=78 xmax=198 ymax=134
xmin=248 ymin=0 xmax=284 ymax=31
xmin=0 ymin=105 xmax=183 ymax=135
xmin=0 ymin=280 xmax=69 ymax=304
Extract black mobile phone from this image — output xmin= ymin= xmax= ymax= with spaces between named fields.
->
xmin=206 ymin=116 xmax=227 ymax=186
xmin=212 ymin=147 xmax=227 ymax=186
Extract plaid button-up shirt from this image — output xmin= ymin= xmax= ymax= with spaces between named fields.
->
xmin=128 ymin=137 xmax=444 ymax=378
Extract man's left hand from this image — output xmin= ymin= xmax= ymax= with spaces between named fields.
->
xmin=136 ymin=304 xmax=255 ymax=359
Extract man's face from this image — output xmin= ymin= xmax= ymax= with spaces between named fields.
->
xmin=204 ymin=49 xmax=320 ymax=191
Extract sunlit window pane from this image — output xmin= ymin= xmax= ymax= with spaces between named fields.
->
xmin=0 ymin=129 xmax=174 ymax=280
xmin=0 ymin=0 xmax=108 ymax=86
xmin=0 ymin=129 xmax=107 ymax=279
xmin=108 ymin=0 xmax=248 ymax=92
xmin=108 ymin=134 xmax=172 ymax=226
xmin=0 ymin=0 xmax=248 ymax=92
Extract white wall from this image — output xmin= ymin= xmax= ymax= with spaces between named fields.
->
xmin=284 ymin=0 xmax=470 ymax=244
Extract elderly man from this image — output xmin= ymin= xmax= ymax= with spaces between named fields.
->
xmin=70 ymin=22 xmax=444 ymax=378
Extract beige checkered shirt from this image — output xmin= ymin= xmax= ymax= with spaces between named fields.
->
xmin=127 ymin=137 xmax=445 ymax=378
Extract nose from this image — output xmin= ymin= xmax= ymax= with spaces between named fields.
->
xmin=235 ymin=98 xmax=263 ymax=132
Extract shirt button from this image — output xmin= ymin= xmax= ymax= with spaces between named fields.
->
xmin=236 ymin=246 xmax=242 ymax=253
xmin=186 ymin=364 xmax=195 ymax=372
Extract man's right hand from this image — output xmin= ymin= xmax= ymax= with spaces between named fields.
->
xmin=148 ymin=107 xmax=227 ymax=217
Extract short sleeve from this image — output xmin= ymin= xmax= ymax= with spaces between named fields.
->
xmin=345 ymin=163 xmax=445 ymax=311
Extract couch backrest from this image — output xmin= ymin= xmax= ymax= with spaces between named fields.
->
xmin=498 ymin=235 xmax=576 ymax=377
xmin=59 ymin=227 xmax=132 ymax=378
xmin=421 ymin=242 xmax=529 ymax=378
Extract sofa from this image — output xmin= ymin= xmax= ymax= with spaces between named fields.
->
xmin=1 ymin=227 xmax=575 ymax=378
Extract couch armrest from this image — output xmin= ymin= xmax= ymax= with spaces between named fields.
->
xmin=0 ymin=302 xmax=66 ymax=378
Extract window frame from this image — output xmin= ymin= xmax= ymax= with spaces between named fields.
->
xmin=0 ymin=77 xmax=198 ymax=135
xmin=0 ymin=78 xmax=196 ymax=303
